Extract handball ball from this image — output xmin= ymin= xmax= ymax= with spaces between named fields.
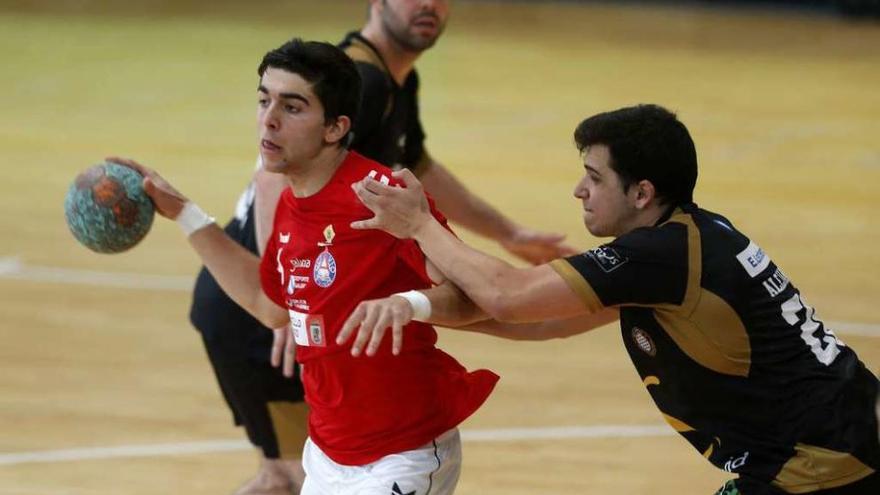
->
xmin=64 ymin=161 xmax=155 ymax=253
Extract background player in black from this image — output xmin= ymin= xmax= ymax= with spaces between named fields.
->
xmin=342 ymin=104 xmax=880 ymax=494
xmin=189 ymin=1 xmax=573 ymax=493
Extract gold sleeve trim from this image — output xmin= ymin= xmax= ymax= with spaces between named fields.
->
xmin=549 ymin=259 xmax=603 ymax=313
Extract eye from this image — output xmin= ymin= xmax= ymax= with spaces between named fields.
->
xmin=258 ymin=98 xmax=268 ymax=107
xmin=285 ymin=105 xmax=300 ymax=114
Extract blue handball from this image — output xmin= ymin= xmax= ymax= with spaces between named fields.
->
xmin=64 ymin=161 xmax=155 ymax=253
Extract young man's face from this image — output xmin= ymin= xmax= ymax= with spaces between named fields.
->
xmin=573 ymin=144 xmax=641 ymax=238
xmin=378 ymin=0 xmax=450 ymax=52
xmin=257 ymin=67 xmax=330 ymax=174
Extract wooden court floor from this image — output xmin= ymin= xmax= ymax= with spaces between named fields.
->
xmin=1 ymin=1 xmax=878 ymax=493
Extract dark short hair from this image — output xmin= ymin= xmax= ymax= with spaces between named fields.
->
xmin=258 ymin=38 xmax=361 ymax=146
xmin=573 ymin=104 xmax=698 ymax=206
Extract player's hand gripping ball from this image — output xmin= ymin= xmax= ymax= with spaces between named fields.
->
xmin=64 ymin=161 xmax=155 ymax=253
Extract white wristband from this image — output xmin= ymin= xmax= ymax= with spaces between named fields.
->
xmin=394 ymin=290 xmax=432 ymax=322
xmin=176 ymin=201 xmax=215 ymax=236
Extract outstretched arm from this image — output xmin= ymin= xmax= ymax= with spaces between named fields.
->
xmin=351 ymin=169 xmax=594 ymax=323
xmin=459 ymin=308 xmax=619 ymax=341
xmin=337 ymin=276 xmax=489 ymax=357
xmin=109 ymin=157 xmax=288 ymax=329
xmin=418 ymin=154 xmax=577 ymax=265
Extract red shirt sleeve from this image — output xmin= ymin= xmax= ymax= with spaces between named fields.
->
xmin=259 ymin=220 xmax=285 ymax=307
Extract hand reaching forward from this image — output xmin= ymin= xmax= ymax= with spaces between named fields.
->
xmin=336 ymin=295 xmax=414 ymax=357
xmin=105 ymin=156 xmax=189 ymax=220
xmin=350 ymin=168 xmax=432 ymax=239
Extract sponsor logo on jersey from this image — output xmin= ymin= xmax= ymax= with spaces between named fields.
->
xmin=586 ymin=246 xmax=628 ymax=273
xmin=286 ymin=272 xmax=296 ymax=295
xmin=286 ymin=298 xmax=309 ymax=311
xmin=735 ymin=241 xmax=770 ymax=278
xmin=288 ymin=310 xmax=326 ymax=347
xmin=292 ymin=275 xmax=309 ymax=289
xmin=723 ymin=451 xmax=749 ymax=472
xmin=290 ymin=258 xmax=311 ymax=270
xmin=631 ymin=327 xmax=657 ymax=356
xmin=314 ymin=250 xmax=337 ymax=288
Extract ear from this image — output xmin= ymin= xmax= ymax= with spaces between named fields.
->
xmin=632 ymin=179 xmax=656 ymax=209
xmin=324 ymin=115 xmax=352 ymax=146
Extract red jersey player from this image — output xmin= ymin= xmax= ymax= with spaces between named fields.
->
xmin=113 ymin=39 xmax=497 ymax=495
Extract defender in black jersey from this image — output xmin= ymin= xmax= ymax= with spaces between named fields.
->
xmin=190 ymin=1 xmax=572 ymax=493
xmin=345 ymin=104 xmax=880 ymax=494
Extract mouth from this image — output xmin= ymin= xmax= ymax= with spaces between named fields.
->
xmin=412 ymin=14 xmax=439 ymax=30
xmin=261 ymin=139 xmax=282 ymax=153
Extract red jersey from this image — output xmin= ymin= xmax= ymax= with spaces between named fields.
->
xmin=259 ymin=151 xmax=498 ymax=465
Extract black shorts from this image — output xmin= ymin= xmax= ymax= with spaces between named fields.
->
xmin=201 ymin=331 xmax=308 ymax=460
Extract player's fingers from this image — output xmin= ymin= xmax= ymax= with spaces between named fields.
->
xmin=106 ymin=156 xmax=151 ymax=177
xmin=365 ymin=310 xmax=391 ymax=356
xmin=283 ymin=331 xmax=296 ymax=378
xmin=391 ymin=168 xmax=423 ymax=193
xmin=351 ymin=306 xmax=379 ymax=357
xmin=337 ymin=305 xmax=365 ymax=344
xmin=391 ymin=317 xmax=404 ymax=356
xmin=270 ymin=326 xmax=286 ymax=368
xmin=350 ymin=217 xmax=380 ymax=231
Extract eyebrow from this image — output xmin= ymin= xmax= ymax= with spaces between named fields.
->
xmin=257 ymin=85 xmax=310 ymax=105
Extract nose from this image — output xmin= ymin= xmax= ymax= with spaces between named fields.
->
xmin=574 ymin=175 xmax=588 ymax=199
xmin=259 ymin=104 xmax=280 ymax=131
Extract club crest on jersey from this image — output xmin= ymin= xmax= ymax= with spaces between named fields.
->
xmin=631 ymin=327 xmax=657 ymax=357
xmin=314 ymin=225 xmax=337 ymax=288
xmin=586 ymin=246 xmax=628 ymax=273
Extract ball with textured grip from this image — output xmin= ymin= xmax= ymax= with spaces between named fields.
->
xmin=64 ymin=161 xmax=154 ymax=253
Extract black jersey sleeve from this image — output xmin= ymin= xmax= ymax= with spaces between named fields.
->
xmin=350 ymin=62 xmax=391 ymax=151
xmin=550 ymin=222 xmax=690 ymax=310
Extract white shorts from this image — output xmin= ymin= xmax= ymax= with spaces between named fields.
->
xmin=301 ymin=428 xmax=462 ymax=495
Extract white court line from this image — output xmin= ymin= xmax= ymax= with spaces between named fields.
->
xmin=2 ymin=257 xmax=879 ymax=337
xmin=0 ymin=425 xmax=674 ymax=466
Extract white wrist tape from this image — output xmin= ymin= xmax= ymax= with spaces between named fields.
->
xmin=176 ymin=201 xmax=215 ymax=236
xmin=395 ymin=290 xmax=432 ymax=322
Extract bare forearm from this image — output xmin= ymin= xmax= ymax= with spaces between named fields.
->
xmin=458 ymin=308 xmax=619 ymax=341
xmin=422 ymin=280 xmax=489 ymax=327
xmin=413 ymin=219 xmax=528 ymax=321
xmin=188 ymin=224 xmax=286 ymax=327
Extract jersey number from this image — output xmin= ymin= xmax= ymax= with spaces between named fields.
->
xmin=780 ymin=293 xmax=844 ymax=366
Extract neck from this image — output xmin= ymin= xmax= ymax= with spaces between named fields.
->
xmin=360 ymin=25 xmax=419 ymax=85
xmin=285 ymin=147 xmax=349 ymax=198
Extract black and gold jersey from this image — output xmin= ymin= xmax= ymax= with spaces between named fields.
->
xmin=338 ymin=32 xmax=429 ymax=174
xmin=551 ymin=203 xmax=880 ymax=493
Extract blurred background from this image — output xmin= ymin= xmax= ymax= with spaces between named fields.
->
xmin=1 ymin=1 xmax=878 ymax=494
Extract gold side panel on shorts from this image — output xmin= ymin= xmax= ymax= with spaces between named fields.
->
xmin=772 ymin=443 xmax=875 ymax=493
xmin=549 ymin=259 xmax=603 ymax=313
xmin=267 ymin=401 xmax=310 ymax=460
xmin=654 ymin=289 xmax=752 ymax=377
